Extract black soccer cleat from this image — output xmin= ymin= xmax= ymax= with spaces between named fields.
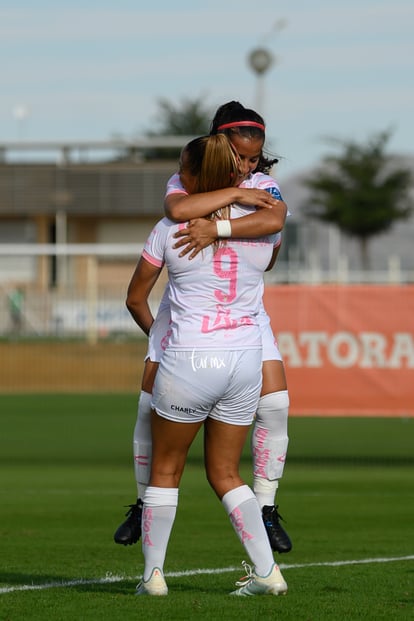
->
xmin=262 ymin=505 xmax=292 ymax=553
xmin=114 ymin=498 xmax=143 ymax=545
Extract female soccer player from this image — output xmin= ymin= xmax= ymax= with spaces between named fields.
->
xmin=127 ymin=133 xmax=287 ymax=596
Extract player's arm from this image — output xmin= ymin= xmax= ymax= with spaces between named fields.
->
xmin=165 ymin=186 xmax=282 ymax=222
xmin=126 ymin=256 xmax=162 ymax=335
xmin=173 ymin=201 xmax=287 ymax=260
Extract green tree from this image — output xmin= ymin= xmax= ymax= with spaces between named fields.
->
xmin=149 ymin=96 xmax=212 ymax=135
xmin=303 ymin=130 xmax=413 ymax=269
xmin=145 ymin=96 xmax=212 ymax=159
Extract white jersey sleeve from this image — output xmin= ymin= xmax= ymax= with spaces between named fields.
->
xmin=165 ymin=173 xmax=187 ymax=197
xmin=241 ymin=171 xmax=282 ymax=194
xmin=142 ymin=217 xmax=174 ymax=268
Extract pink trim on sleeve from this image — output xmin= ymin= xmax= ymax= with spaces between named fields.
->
xmin=273 ymin=233 xmax=282 ymax=248
xmin=142 ymin=250 xmax=164 ymax=268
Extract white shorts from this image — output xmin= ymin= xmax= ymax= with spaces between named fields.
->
xmin=151 ymin=348 xmax=262 ymax=426
xmin=145 ymin=304 xmax=171 ymax=363
xmin=146 ymin=304 xmax=282 ymax=363
xmin=258 ymin=307 xmax=283 ymax=362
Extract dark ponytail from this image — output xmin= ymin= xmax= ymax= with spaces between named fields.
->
xmin=209 ymin=100 xmax=278 ymax=173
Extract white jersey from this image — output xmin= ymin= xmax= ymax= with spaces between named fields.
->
xmin=142 ymin=218 xmax=278 ymax=351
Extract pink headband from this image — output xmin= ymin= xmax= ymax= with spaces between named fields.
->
xmin=217 ymin=120 xmax=266 ymax=132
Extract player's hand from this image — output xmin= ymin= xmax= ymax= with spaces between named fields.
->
xmin=236 ymin=188 xmax=281 ymax=209
xmin=173 ymin=219 xmax=217 ymax=260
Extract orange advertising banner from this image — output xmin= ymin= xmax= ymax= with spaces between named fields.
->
xmin=263 ymin=285 xmax=414 ymax=417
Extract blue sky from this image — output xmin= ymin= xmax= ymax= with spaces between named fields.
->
xmin=1 ymin=0 xmax=413 ymax=179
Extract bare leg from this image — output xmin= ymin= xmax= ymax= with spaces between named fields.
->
xmin=150 ymin=410 xmax=203 ymax=488
xmin=204 ymin=417 xmax=249 ymax=499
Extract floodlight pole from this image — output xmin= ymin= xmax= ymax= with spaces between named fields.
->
xmin=247 ymin=47 xmax=274 ymax=116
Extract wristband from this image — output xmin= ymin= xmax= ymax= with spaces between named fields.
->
xmin=216 ymin=220 xmax=232 ymax=238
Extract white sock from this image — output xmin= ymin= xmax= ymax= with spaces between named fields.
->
xmin=253 ymin=478 xmax=279 ymax=510
xmin=141 ymin=486 xmax=178 ymax=581
xmin=252 ymin=391 xmax=289 ymax=508
xmin=133 ymin=391 xmax=152 ymax=499
xmin=222 ymin=485 xmax=274 ymax=577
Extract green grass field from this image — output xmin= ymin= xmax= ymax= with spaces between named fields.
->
xmin=1 ymin=394 xmax=413 ymax=620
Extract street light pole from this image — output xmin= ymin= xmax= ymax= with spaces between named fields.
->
xmin=247 ymin=19 xmax=287 ymax=116
xmin=12 ymin=104 xmax=30 ymax=141
xmin=247 ymin=47 xmax=274 ymax=116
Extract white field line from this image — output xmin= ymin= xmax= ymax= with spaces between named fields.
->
xmin=1 ymin=555 xmax=413 ymax=595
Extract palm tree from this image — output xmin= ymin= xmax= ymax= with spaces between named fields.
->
xmin=303 ymin=131 xmax=413 ymax=269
